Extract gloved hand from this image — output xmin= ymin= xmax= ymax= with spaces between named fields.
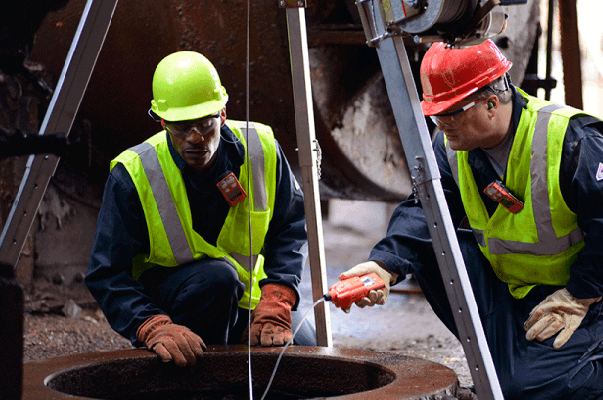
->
xmin=244 ymin=283 xmax=295 ymax=347
xmin=136 ymin=314 xmax=206 ymax=367
xmin=339 ymin=261 xmax=397 ymax=313
xmin=524 ymin=288 xmax=601 ymax=349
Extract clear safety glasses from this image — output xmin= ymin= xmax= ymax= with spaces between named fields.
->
xmin=163 ymin=113 xmax=221 ymax=139
xmin=429 ymin=97 xmax=487 ymax=128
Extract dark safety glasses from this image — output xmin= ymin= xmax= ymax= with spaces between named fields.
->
xmin=429 ymin=97 xmax=488 ymax=128
xmin=163 ymin=113 xmax=221 ymax=139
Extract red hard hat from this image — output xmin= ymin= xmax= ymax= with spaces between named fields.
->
xmin=420 ymin=40 xmax=512 ymax=116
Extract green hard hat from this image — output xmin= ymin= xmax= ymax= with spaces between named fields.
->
xmin=151 ymin=51 xmax=228 ymax=121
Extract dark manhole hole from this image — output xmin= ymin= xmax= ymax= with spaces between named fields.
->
xmin=46 ymin=352 xmax=394 ymax=399
xmin=25 ymin=346 xmax=459 ymax=399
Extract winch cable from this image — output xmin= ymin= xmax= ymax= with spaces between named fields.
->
xmin=245 ymin=0 xmax=254 ymax=398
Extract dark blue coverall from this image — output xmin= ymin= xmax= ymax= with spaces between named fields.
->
xmin=369 ymin=86 xmax=603 ymax=400
xmin=86 ymin=124 xmax=316 ymax=348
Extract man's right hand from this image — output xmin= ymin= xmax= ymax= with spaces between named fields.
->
xmin=136 ymin=314 xmax=206 ymax=367
xmin=339 ymin=261 xmax=398 ymax=313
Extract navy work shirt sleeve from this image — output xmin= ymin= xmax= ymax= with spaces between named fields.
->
xmin=259 ymin=140 xmax=308 ymax=309
xmin=367 ymin=131 xmax=466 ymax=282
xmin=561 ymin=117 xmax=603 ymax=299
xmin=85 ymin=163 xmax=165 ymax=346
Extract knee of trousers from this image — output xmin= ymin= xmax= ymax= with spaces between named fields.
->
xmin=181 ymin=259 xmax=245 ymax=302
xmin=497 ymin=366 xmax=537 ymax=400
xmin=497 ymin=360 xmax=567 ymax=400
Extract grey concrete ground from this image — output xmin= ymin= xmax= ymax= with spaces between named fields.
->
xmin=299 ymin=200 xmax=473 ymax=388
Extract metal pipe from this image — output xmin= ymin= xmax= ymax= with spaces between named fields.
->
xmin=558 ymin=0 xmax=583 ymax=108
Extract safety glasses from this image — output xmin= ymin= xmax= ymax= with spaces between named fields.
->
xmin=163 ymin=113 xmax=221 ymax=139
xmin=430 ymin=98 xmax=487 ymax=127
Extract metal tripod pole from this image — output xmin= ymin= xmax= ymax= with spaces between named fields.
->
xmin=357 ymin=1 xmax=504 ymax=398
xmin=283 ymin=0 xmax=333 ymax=347
xmin=0 ymin=0 xmax=119 ymax=272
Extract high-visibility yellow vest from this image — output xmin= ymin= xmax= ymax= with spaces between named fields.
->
xmin=446 ymin=89 xmax=591 ymax=298
xmin=110 ymin=120 xmax=277 ymax=309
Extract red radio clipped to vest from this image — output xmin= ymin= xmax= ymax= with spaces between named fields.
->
xmin=484 ymin=180 xmax=524 ymax=214
xmin=217 ymin=172 xmax=247 ymax=207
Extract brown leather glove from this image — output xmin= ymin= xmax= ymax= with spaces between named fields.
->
xmin=524 ymin=288 xmax=602 ymax=349
xmin=244 ymin=283 xmax=295 ymax=347
xmin=136 ymin=314 xmax=206 ymax=367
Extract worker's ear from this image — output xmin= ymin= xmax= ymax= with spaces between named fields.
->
xmin=486 ymin=96 xmax=498 ymax=118
xmin=220 ymin=108 xmax=227 ymax=126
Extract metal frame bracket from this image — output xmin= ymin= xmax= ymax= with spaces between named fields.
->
xmin=285 ymin=6 xmax=332 ymax=347
xmin=0 ymin=0 xmax=120 ymax=272
xmin=279 ymin=0 xmax=307 ymax=8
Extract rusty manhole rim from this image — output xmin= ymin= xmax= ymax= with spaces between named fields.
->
xmin=23 ymin=345 xmax=460 ymax=399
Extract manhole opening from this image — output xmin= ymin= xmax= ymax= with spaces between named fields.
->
xmin=46 ymin=352 xmax=395 ymax=399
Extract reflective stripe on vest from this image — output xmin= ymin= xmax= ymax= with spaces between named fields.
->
xmin=445 ymin=92 xmax=589 ymax=298
xmin=247 ymin=124 xmax=267 ymax=212
xmin=128 ymin=141 xmax=195 ymax=265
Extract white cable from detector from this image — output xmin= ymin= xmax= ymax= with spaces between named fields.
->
xmin=259 ymin=297 xmax=326 ymax=400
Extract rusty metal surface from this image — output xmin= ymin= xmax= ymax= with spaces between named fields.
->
xmin=28 ymin=0 xmax=418 ymax=201
xmin=23 ymin=345 xmax=460 ymax=399
xmin=27 ymin=0 xmax=542 ymax=201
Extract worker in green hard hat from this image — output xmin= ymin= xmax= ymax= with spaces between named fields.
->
xmin=86 ymin=51 xmax=316 ymax=367
xmin=150 ymin=52 xmax=229 ymax=174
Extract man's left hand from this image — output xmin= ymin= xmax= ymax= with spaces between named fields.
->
xmin=244 ymin=283 xmax=295 ymax=346
xmin=524 ymin=288 xmax=601 ymax=349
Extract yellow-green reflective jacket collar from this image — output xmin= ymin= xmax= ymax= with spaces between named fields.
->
xmin=511 ymin=84 xmax=528 ymax=125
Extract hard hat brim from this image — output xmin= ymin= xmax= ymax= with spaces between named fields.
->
xmin=152 ymin=99 xmax=227 ymax=122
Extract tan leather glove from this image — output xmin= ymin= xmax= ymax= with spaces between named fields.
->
xmin=339 ymin=261 xmax=398 ymax=313
xmin=136 ymin=314 xmax=206 ymax=367
xmin=244 ymin=283 xmax=295 ymax=347
xmin=524 ymin=288 xmax=601 ymax=349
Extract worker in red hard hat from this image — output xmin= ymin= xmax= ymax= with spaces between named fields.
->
xmin=86 ymin=51 xmax=316 ymax=368
xmin=421 ymin=40 xmax=513 ymax=151
xmin=341 ymin=39 xmax=603 ymax=399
